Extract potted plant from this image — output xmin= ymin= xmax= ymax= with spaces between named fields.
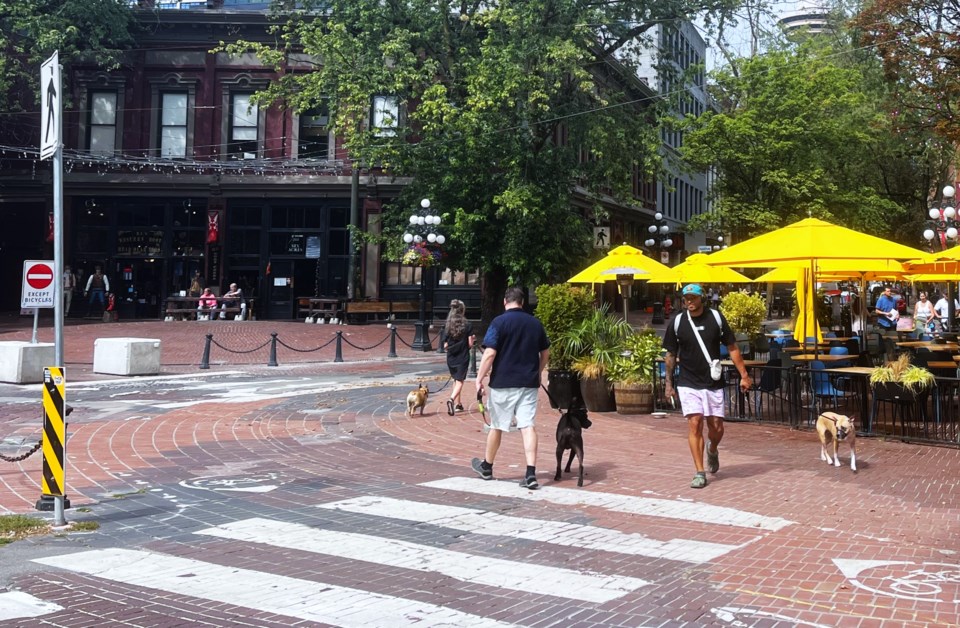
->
xmin=534 ymin=284 xmax=595 ymax=409
xmin=556 ymin=304 xmax=633 ymax=412
xmin=869 ymin=353 xmax=935 ymax=403
xmin=719 ymin=291 xmax=768 ymax=358
xmin=608 ymin=327 xmax=662 ymax=414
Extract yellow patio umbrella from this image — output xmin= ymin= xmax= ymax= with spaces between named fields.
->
xmin=566 ymin=244 xmax=671 ymax=283
xmin=708 ymin=218 xmax=929 ymax=350
xmin=645 ymin=253 xmax=752 ymax=285
xmin=705 ymin=218 xmax=928 ymax=268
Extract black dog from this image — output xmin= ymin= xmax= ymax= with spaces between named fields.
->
xmin=554 ymin=407 xmax=592 ymax=487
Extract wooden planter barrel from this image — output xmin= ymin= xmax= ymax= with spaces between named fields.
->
xmin=613 ymin=382 xmax=655 ymax=415
xmin=580 ymin=375 xmax=616 ymax=412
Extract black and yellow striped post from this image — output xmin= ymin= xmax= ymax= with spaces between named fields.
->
xmin=36 ymin=366 xmax=69 ymax=523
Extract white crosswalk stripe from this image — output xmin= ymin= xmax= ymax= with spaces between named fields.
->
xmin=421 ymin=477 xmax=794 ymax=531
xmin=0 ymin=591 xmax=62 ymax=622
xmin=196 ymin=517 xmax=649 ymax=603
xmin=24 ymin=474 xmax=787 ymax=625
xmin=318 ymin=495 xmax=751 ymax=563
xmin=33 ymin=548 xmax=516 ymax=627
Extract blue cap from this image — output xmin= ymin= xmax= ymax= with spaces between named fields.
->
xmin=682 ymin=284 xmax=704 ymax=297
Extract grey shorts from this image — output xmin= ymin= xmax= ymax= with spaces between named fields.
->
xmin=488 ymin=387 xmax=538 ymax=431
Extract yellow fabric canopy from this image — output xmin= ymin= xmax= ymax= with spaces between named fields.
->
xmin=645 ymin=253 xmax=751 ymax=285
xmin=706 ymin=218 xmax=929 ymax=268
xmin=567 ymin=244 xmax=670 ymax=283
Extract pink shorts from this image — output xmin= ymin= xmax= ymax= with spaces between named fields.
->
xmin=677 ymin=387 xmax=725 ymax=418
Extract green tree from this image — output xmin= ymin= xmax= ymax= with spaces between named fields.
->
xmin=0 ymin=0 xmax=135 ymax=115
xmin=228 ymin=0 xmax=745 ymax=325
xmin=855 ymin=0 xmax=960 ymax=145
xmin=682 ymin=38 xmax=954 ymax=244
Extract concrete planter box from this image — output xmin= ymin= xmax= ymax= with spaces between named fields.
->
xmin=93 ymin=338 xmax=161 ymax=375
xmin=0 ymin=341 xmax=55 ymax=384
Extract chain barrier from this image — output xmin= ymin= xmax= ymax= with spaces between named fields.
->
xmin=275 ymin=335 xmax=338 ymax=353
xmin=394 ymin=327 xmax=416 ymax=349
xmin=210 ymin=337 xmax=272 ymax=354
xmin=0 ymin=439 xmax=42 ymax=463
xmin=339 ymin=331 xmax=391 ymax=351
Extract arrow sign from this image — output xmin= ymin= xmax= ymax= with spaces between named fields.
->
xmin=40 ymin=51 xmax=60 ymax=161
xmin=21 ymin=260 xmax=56 ymax=308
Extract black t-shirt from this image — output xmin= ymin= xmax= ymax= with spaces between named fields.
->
xmin=445 ymin=321 xmax=473 ymax=366
xmin=662 ymin=308 xmax=736 ymax=390
xmin=483 ymin=309 xmax=550 ymax=389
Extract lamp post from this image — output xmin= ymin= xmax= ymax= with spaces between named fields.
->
xmin=922 ymin=184 xmax=959 ymax=331
xmin=644 ymin=212 xmax=673 ymax=324
xmin=402 ymin=198 xmax=445 ymax=351
xmin=644 ymin=212 xmax=674 ymax=259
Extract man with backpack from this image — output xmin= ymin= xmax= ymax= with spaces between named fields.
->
xmin=662 ymin=284 xmax=751 ymax=489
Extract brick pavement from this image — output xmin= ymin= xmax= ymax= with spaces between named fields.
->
xmin=1 ymin=314 xmax=958 ymax=626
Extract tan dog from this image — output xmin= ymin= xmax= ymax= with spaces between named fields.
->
xmin=406 ymin=384 xmax=428 ymax=416
xmin=816 ymin=412 xmax=857 ymax=472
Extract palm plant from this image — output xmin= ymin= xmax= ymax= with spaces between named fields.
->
xmin=557 ymin=304 xmax=633 ymax=379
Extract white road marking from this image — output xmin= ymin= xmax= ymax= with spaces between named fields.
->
xmin=197 ymin=517 xmax=648 ymax=603
xmin=0 ymin=591 xmax=63 ymax=621
xmin=421 ymin=477 xmax=793 ymax=532
xmin=34 ymin=548 xmax=516 ymax=627
xmin=319 ymin=495 xmax=749 ymax=563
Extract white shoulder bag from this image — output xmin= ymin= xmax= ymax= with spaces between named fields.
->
xmin=687 ymin=310 xmax=723 ymax=381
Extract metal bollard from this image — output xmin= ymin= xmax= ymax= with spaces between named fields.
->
xmin=268 ymin=332 xmax=278 ymax=367
xmin=436 ymin=328 xmax=446 ymax=354
xmin=387 ymin=325 xmax=398 ymax=358
xmin=469 ymin=342 xmax=478 ymax=376
xmin=200 ymin=333 xmax=212 ymax=369
xmin=334 ymin=330 xmax=344 ymax=362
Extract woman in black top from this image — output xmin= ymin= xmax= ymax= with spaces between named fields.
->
xmin=444 ymin=299 xmax=474 ymax=415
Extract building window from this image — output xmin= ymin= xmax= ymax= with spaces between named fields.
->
xmin=298 ymin=101 xmax=329 ymax=159
xmin=89 ymin=91 xmax=117 ymax=154
xmin=371 ymin=95 xmax=398 ymax=137
xmin=160 ymin=92 xmax=188 ymax=158
xmin=229 ymin=93 xmax=259 ymax=159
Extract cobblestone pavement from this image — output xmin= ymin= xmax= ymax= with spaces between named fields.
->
xmin=0 ymin=317 xmax=958 ymax=627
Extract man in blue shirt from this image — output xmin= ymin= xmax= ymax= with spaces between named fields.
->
xmin=874 ymin=285 xmax=898 ymax=334
xmin=472 ymin=286 xmax=550 ymax=489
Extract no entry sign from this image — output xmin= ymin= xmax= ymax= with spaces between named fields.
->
xmin=21 ymin=260 xmax=56 ymax=308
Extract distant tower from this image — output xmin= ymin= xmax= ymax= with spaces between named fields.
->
xmin=778 ymin=4 xmax=832 ymax=39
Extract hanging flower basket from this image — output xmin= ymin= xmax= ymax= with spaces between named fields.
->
xmin=402 ymin=243 xmax=443 ymax=267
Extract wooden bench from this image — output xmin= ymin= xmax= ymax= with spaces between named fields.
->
xmin=344 ymin=301 xmax=430 ymax=324
xmin=297 ymin=298 xmax=341 ymax=321
xmin=164 ymin=297 xmax=247 ymax=321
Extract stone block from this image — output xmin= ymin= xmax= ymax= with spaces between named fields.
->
xmin=93 ymin=337 xmax=161 ymax=376
xmin=0 ymin=341 xmax=56 ymax=384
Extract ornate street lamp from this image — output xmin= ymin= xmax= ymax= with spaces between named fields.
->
xmin=922 ymin=185 xmax=959 ymax=331
xmin=644 ymin=212 xmax=673 ymax=252
xmin=402 ymin=198 xmax=445 ymax=351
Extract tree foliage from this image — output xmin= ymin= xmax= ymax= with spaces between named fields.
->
xmin=229 ymin=0 xmax=746 ymax=319
xmin=681 ymin=37 xmax=954 ymax=244
xmin=0 ymin=0 xmax=135 ymax=115
xmin=855 ymin=0 xmax=960 ymax=144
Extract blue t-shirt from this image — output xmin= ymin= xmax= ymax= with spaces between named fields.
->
xmin=875 ymin=294 xmax=896 ymax=329
xmin=483 ymin=309 xmax=550 ymax=389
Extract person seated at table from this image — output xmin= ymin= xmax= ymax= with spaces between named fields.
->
xmin=197 ymin=287 xmax=218 ymax=318
xmin=219 ymin=282 xmax=245 ymax=320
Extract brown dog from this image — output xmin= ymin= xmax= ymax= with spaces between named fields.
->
xmin=406 ymin=384 xmax=428 ymax=416
xmin=816 ymin=411 xmax=857 ymax=472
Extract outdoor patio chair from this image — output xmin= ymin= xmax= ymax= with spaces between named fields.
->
xmin=753 ymin=358 xmax=782 ymax=416
xmin=811 ymin=359 xmax=848 ymax=409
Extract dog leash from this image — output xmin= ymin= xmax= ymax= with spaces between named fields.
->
xmin=476 ymin=390 xmax=490 ymax=426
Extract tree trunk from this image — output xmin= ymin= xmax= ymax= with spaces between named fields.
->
xmin=478 ymin=267 xmax=508 ymax=339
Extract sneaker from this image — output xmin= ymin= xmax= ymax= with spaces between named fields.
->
xmin=446 ymin=399 xmax=455 ymax=416
xmin=455 ymin=404 xmax=464 ymax=412
xmin=690 ymin=473 xmax=708 ymax=489
xmin=471 ymin=457 xmax=493 ymax=480
xmin=706 ymin=444 xmax=720 ymax=474
xmin=519 ymin=475 xmax=539 ymax=490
